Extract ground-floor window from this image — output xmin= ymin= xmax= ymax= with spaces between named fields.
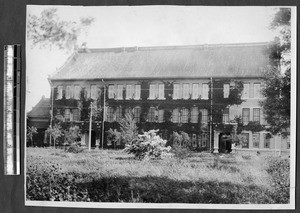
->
xmin=181 ymin=108 xmax=189 ymax=123
xmin=107 ymin=107 xmax=114 ymax=122
xmin=148 ymin=107 xmax=156 ymax=122
xmin=190 ymin=107 xmax=198 ymax=123
xmin=172 ymin=108 xmax=179 ymax=123
xmin=134 ymin=107 xmax=141 ymax=123
xmin=241 ymin=133 xmax=249 ymax=148
xmin=252 ymin=133 xmax=260 ymax=148
xmin=158 ymin=109 xmax=164 ymax=123
xmin=264 ymin=133 xmax=271 ymax=148
xmin=116 ymin=107 xmax=122 ymax=122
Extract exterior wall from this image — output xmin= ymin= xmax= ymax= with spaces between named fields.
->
xmin=50 ymin=77 xmax=290 ymax=152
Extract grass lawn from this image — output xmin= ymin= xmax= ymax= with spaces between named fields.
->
xmin=26 ymin=147 xmax=290 ymax=204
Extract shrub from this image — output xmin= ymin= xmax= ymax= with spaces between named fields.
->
xmin=123 ymin=129 xmax=173 ymax=160
xmin=266 ymin=157 xmax=290 ymax=203
xmin=65 ymin=143 xmax=85 ymax=153
xmin=106 ymin=128 xmax=122 ymax=148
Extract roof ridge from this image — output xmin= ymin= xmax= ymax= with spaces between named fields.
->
xmin=77 ymin=42 xmax=269 ymax=53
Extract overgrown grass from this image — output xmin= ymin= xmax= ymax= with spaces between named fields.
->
xmin=26 ymin=148 xmax=290 ymax=203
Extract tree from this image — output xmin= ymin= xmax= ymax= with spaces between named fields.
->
xmin=261 ymin=8 xmax=291 ymax=136
xmin=27 ymin=126 xmax=38 ymax=147
xmin=63 ymin=125 xmax=82 ymax=146
xmin=46 ymin=124 xmax=63 ymax=148
xmin=27 ymin=8 xmax=94 ymax=51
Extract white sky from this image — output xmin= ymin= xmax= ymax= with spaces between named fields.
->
xmin=26 ymin=5 xmax=279 ymax=112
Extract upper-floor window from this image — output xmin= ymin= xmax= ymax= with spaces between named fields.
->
xmin=242 ymin=83 xmax=250 ymax=99
xmin=202 ymin=83 xmax=209 ymax=100
xmin=64 ymin=109 xmax=70 ymax=121
xmin=253 ymin=108 xmax=261 ymax=123
xmin=126 ymin=85 xmax=133 ymax=100
xmin=65 ymin=85 xmax=73 ymax=99
xmin=108 ymin=85 xmax=115 ymax=99
xmin=190 ymin=107 xmax=199 ymax=123
xmin=158 ymin=109 xmax=164 ymax=123
xmin=172 ymin=108 xmax=179 ymax=123
xmin=116 ymin=107 xmax=122 ymax=122
xmin=223 ymin=108 xmax=229 ymax=124
xmin=149 ymin=84 xmax=156 ymax=100
xmin=57 ymin=86 xmax=63 ymax=100
xmin=134 ymin=85 xmax=141 ymax=100
xmin=173 ymin=84 xmax=180 ymax=100
xmin=253 ymin=83 xmax=262 ymax=98
xmin=134 ymin=107 xmax=141 ymax=123
xmin=183 ymin=84 xmax=190 ymax=99
xmin=117 ymin=85 xmax=123 ymax=100
xmin=181 ymin=108 xmax=189 ymax=123
xmin=74 ymin=85 xmax=81 ymax=100
xmin=72 ymin=109 xmax=79 ymax=121
xmin=148 ymin=107 xmax=156 ymax=122
xmin=242 ymin=108 xmax=250 ymax=125
xmin=192 ymin=84 xmax=199 ymax=100
xmin=223 ymin=84 xmax=230 ymax=98
xmin=158 ymin=84 xmax=165 ymax=99
xmin=90 ymin=85 xmax=98 ymax=100
xmin=107 ymin=107 xmax=114 ymax=122
xmin=200 ymin=109 xmax=208 ymax=124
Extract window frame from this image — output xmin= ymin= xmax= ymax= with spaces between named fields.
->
xmin=202 ymin=83 xmax=209 ymax=100
xmin=190 ymin=107 xmax=199 ymax=123
xmin=74 ymin=85 xmax=81 ymax=100
xmin=242 ymin=108 xmax=250 ymax=125
xmin=253 ymin=108 xmax=261 ymax=123
xmin=222 ymin=108 xmax=229 ymax=124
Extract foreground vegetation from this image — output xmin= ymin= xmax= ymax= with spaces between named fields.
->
xmin=26 ymin=147 xmax=290 ymax=204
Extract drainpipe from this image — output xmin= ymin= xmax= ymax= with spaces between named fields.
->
xmin=48 ymin=79 xmax=54 ymax=147
xmin=101 ymin=79 xmax=106 ymax=149
xmin=210 ymin=77 xmax=213 ymax=152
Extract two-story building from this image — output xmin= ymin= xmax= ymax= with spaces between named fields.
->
xmin=47 ymin=42 xmax=290 ymax=154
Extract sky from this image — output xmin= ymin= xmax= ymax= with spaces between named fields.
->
xmin=26 ymin=5 xmax=280 ymax=112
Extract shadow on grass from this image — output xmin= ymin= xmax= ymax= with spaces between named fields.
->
xmin=74 ymin=175 xmax=278 ymax=204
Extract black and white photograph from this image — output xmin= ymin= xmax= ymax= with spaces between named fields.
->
xmin=25 ymin=5 xmax=296 ymax=209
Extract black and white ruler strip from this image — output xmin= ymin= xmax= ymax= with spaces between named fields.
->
xmin=4 ymin=45 xmax=21 ymax=175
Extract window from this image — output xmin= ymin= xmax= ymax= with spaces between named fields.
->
xmin=73 ymin=109 xmax=79 ymax=121
xmin=115 ymin=107 xmax=122 ymax=122
xmin=200 ymin=109 xmax=208 ymax=124
xmin=66 ymin=85 xmax=72 ymax=99
xmin=242 ymin=83 xmax=250 ymax=99
xmin=223 ymin=108 xmax=229 ymax=124
xmin=264 ymin=134 xmax=271 ymax=148
xmin=158 ymin=84 xmax=165 ymax=99
xmin=202 ymin=133 xmax=208 ymax=147
xmin=202 ymin=84 xmax=209 ymax=100
xmin=192 ymin=84 xmax=199 ymax=99
xmin=223 ymin=84 xmax=230 ymax=98
xmin=253 ymin=133 xmax=260 ymax=148
xmin=64 ymin=109 xmax=70 ymax=121
xmin=158 ymin=109 xmax=164 ymax=123
xmin=57 ymin=86 xmax=63 ymax=100
xmin=172 ymin=108 xmax=179 ymax=123
xmin=90 ymin=85 xmax=98 ymax=100
xmin=108 ymin=85 xmax=115 ymax=99
xmin=133 ymin=107 xmax=141 ymax=123
xmin=148 ymin=107 xmax=156 ymax=122
xmin=149 ymin=84 xmax=156 ymax=99
xmin=107 ymin=107 xmax=114 ymax=122
xmin=134 ymin=85 xmax=141 ymax=100
xmin=242 ymin=108 xmax=250 ymax=125
xmin=126 ymin=85 xmax=133 ymax=99
xmin=74 ymin=85 xmax=81 ymax=100
xmin=173 ymin=84 xmax=180 ymax=99
xmin=253 ymin=108 xmax=260 ymax=123
xmin=241 ymin=133 xmax=249 ymax=148
xmin=181 ymin=108 xmax=189 ymax=123
xmin=190 ymin=107 xmax=199 ymax=123
xmin=117 ymin=85 xmax=123 ymax=100
xmin=183 ymin=84 xmax=190 ymax=99
xmin=254 ymin=83 xmax=261 ymax=98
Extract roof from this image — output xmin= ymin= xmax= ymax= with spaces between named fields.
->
xmin=49 ymin=42 xmax=269 ymax=81
xmin=27 ymin=96 xmax=50 ymax=118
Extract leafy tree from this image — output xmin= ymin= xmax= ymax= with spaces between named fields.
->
xmin=46 ymin=124 xmax=63 ymax=148
xmin=261 ymin=8 xmax=291 ymax=135
xmin=63 ymin=125 xmax=81 ymax=145
xmin=27 ymin=8 xmax=94 ymax=51
xmin=27 ymin=126 xmax=38 ymax=147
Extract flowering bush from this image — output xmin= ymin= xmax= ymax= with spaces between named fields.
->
xmin=124 ymin=129 xmax=173 ymax=160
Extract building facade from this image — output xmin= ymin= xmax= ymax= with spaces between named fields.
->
xmin=48 ymin=43 xmax=290 ymax=154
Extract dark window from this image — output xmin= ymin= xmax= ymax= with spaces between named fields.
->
xmin=252 ymin=133 xmax=260 ymax=148
xmin=264 ymin=134 xmax=271 ymax=148
xmin=107 ymin=107 xmax=114 ymax=122
xmin=148 ymin=107 xmax=156 ymax=122
xmin=134 ymin=107 xmax=141 ymax=123
xmin=253 ymin=108 xmax=260 ymax=123
xmin=116 ymin=107 xmax=122 ymax=122
xmin=241 ymin=133 xmax=249 ymax=148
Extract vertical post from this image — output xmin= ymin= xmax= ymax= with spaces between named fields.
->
xmin=101 ymin=84 xmax=106 ymax=149
xmin=50 ymin=85 xmax=54 ymax=147
xmin=209 ymin=77 xmax=213 ymax=152
xmin=88 ymin=101 xmax=92 ymax=151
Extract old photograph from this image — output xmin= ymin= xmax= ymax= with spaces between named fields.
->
xmin=25 ymin=5 xmax=296 ymax=209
